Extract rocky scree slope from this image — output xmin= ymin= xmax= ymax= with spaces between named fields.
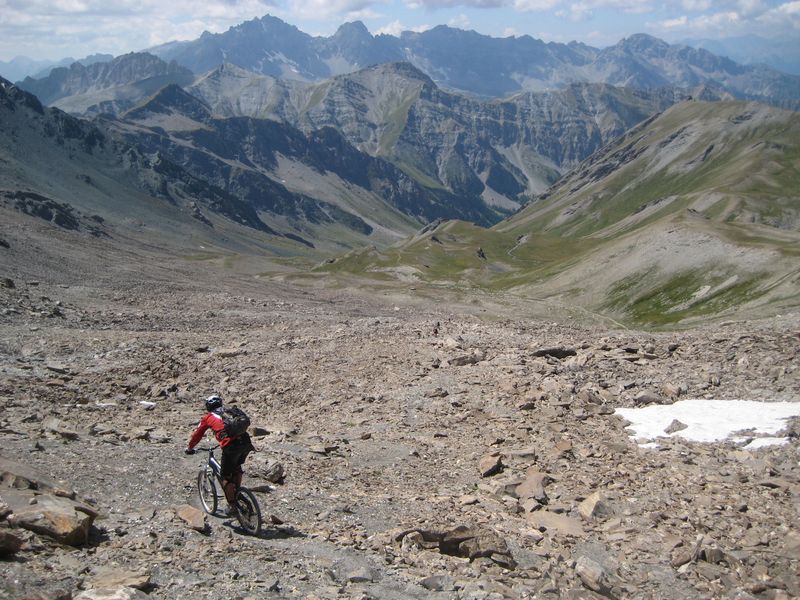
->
xmin=0 ymin=269 xmax=797 ymax=599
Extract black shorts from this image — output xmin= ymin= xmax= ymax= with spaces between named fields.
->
xmin=220 ymin=433 xmax=253 ymax=480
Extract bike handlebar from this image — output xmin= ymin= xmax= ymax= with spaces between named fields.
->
xmin=194 ymin=445 xmax=220 ymax=452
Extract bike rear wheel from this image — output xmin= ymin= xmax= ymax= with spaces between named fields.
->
xmin=197 ymin=467 xmax=219 ymax=515
xmin=234 ymin=487 xmax=261 ymax=535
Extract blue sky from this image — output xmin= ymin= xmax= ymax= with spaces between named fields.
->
xmin=1 ymin=0 xmax=798 ymax=62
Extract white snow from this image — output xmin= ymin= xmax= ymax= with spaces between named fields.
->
xmin=743 ymin=437 xmax=789 ymax=450
xmin=616 ymin=400 xmax=800 ymax=448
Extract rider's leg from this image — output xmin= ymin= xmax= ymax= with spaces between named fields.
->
xmin=222 ymin=479 xmax=237 ymax=504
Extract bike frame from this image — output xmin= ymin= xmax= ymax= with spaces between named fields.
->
xmin=194 ymin=445 xmax=262 ymax=535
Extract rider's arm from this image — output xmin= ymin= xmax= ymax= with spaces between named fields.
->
xmin=187 ymin=414 xmax=211 ymax=449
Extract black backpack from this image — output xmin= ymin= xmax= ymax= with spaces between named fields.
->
xmin=219 ymin=406 xmax=250 ymax=439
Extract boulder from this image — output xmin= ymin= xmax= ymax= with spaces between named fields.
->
xmin=661 ymin=382 xmax=683 ymax=399
xmin=478 ymin=475 xmax=522 ymax=498
xmin=73 ymin=589 xmax=150 ymax=600
xmin=420 ymin=575 xmax=454 ymax=591
xmin=532 ymin=347 xmax=577 ymax=359
xmin=785 ymin=531 xmax=800 ymax=560
xmin=42 ymin=417 xmax=80 ymax=440
xmin=260 ymin=460 xmax=286 ymax=483
xmin=449 ymin=350 xmax=485 ymax=366
xmin=526 ymin=510 xmax=585 ymax=537
xmin=575 ymin=556 xmax=614 ymax=595
xmin=516 ymin=471 xmax=550 ymax=503
xmin=7 ymin=492 xmax=97 ymax=545
xmin=397 ymin=525 xmax=516 ymax=570
xmin=174 ymin=504 xmax=207 ymax=533
xmin=0 ymin=528 xmax=24 ymax=555
xmin=89 ymin=567 xmax=151 ymax=590
xmin=0 ymin=457 xmax=76 ymax=498
xmin=633 ymin=391 xmax=666 ymax=406
xmin=478 ymin=453 xmax=503 ymax=477
xmin=665 ymin=419 xmax=688 ymax=434
xmin=578 ymin=491 xmax=615 ymax=521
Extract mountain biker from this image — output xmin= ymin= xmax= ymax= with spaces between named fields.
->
xmin=185 ymin=394 xmax=254 ymax=512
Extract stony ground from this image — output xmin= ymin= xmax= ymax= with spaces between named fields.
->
xmin=0 ymin=266 xmax=799 ymax=600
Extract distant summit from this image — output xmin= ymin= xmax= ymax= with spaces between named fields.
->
xmin=17 ymin=52 xmax=194 ymax=115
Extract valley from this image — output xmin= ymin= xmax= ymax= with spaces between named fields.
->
xmin=0 ymin=14 xmax=799 ymax=600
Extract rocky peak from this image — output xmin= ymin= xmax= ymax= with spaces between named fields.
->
xmin=370 ymin=61 xmax=434 ymax=85
xmin=123 ymin=83 xmax=211 ymax=121
xmin=17 ymin=53 xmax=193 ymax=106
xmin=0 ymin=76 xmax=44 ymax=114
xmin=617 ymin=33 xmax=670 ymax=56
xmin=331 ymin=21 xmax=372 ymax=41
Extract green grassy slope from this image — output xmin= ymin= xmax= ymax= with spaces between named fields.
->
xmin=316 ymin=101 xmax=800 ymax=327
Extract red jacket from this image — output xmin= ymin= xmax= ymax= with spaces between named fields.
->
xmin=188 ymin=411 xmax=234 ymax=448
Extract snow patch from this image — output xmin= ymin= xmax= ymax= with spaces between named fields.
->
xmin=616 ymin=399 xmax=800 ymax=449
xmin=743 ymin=437 xmax=788 ymax=450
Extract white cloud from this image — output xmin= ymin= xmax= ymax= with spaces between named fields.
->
xmin=0 ymin=0 xmax=285 ymax=60
xmin=373 ymin=20 xmax=431 ymax=36
xmin=661 ymin=14 xmax=688 ymax=28
xmin=448 ymin=12 xmax=471 ymax=27
xmin=403 ymin=0 xmax=505 ymax=8
xmin=648 ymin=9 xmax=748 ymax=36
xmin=555 ymin=0 xmax=656 ymax=21
xmin=755 ymin=0 xmax=800 ymax=29
xmin=374 ymin=19 xmax=406 ymax=35
xmin=681 ymin=0 xmax=711 ymax=11
xmin=285 ymin=0 xmax=385 ymax=19
xmin=502 ymin=26 xmax=519 ymax=36
xmin=736 ymin=0 xmax=765 ymax=17
xmin=648 ymin=0 xmax=800 ymax=36
xmin=513 ymin=0 xmax=561 ymax=9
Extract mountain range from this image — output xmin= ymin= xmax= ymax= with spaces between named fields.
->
xmin=145 ymin=16 xmax=800 ymax=109
xmin=682 ymin=35 xmax=800 ymax=77
xmin=2 ymin=14 xmax=799 ymax=324
xmin=15 ymin=52 xmax=695 ymax=220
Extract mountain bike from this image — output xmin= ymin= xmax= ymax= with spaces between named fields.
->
xmin=193 ymin=445 xmax=262 ymax=535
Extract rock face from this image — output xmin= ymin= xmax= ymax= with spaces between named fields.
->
xmin=118 ymin=85 xmax=496 ymax=227
xmin=188 ymin=62 xmax=689 ymax=202
xmin=17 ymin=52 xmax=194 ymax=115
xmin=0 ymin=76 xmax=415 ymax=254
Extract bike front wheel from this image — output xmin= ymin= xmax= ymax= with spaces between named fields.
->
xmin=197 ymin=467 xmax=219 ymax=515
xmin=234 ymin=487 xmax=261 ymax=535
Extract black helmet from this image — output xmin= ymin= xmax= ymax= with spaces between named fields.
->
xmin=205 ymin=394 xmax=223 ymax=412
